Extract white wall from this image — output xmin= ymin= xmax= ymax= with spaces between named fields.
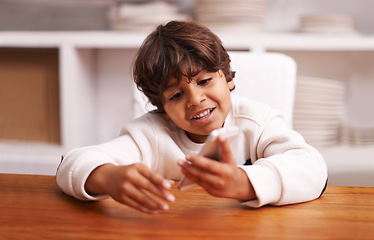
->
xmin=96 ymin=49 xmax=137 ymax=142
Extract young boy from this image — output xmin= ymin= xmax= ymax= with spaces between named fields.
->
xmin=56 ymin=21 xmax=328 ymax=214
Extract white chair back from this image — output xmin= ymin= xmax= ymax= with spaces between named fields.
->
xmin=229 ymin=52 xmax=297 ymax=127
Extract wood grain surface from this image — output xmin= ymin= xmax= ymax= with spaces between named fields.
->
xmin=1 ymin=174 xmax=373 ymax=239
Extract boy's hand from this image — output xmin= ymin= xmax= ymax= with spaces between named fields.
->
xmin=178 ymin=137 xmax=256 ymax=201
xmin=85 ymin=163 xmax=175 ymax=214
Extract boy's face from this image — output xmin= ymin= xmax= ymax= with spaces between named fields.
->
xmin=162 ymin=70 xmax=234 ymax=143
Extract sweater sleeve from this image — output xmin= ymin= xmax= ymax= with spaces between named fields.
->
xmin=238 ymin=112 xmax=328 ymax=208
xmin=56 ymin=134 xmax=141 ymax=201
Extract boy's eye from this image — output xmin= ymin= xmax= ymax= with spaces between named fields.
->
xmin=198 ymin=77 xmax=212 ymax=86
xmin=170 ymin=91 xmax=182 ymax=101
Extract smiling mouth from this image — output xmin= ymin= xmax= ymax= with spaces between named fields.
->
xmin=192 ymin=108 xmax=215 ymax=120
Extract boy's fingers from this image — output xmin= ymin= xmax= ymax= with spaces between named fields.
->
xmin=217 ymin=136 xmax=234 ymax=164
xmin=122 ymin=183 xmax=170 ymax=213
xmin=183 ymin=154 xmax=221 ymax=173
xmin=136 ymin=163 xmax=171 ymax=188
xmin=182 ymin=162 xmax=222 ymax=187
xmin=122 ymin=196 xmax=159 ymax=214
xmin=134 ymin=164 xmax=175 ymax=202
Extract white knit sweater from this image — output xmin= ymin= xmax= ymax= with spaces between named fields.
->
xmin=56 ymin=95 xmax=328 ymax=207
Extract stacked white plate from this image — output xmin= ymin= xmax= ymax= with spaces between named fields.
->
xmin=293 ymin=76 xmax=346 ymax=149
xmin=109 ymin=1 xmax=188 ymax=31
xmin=341 ymin=123 xmax=374 ymax=146
xmin=194 ymin=0 xmax=267 ymax=31
xmin=298 ymin=14 xmax=356 ymax=34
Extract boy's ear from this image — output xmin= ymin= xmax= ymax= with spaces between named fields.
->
xmin=228 ymin=80 xmax=235 ymax=91
xmin=162 ymin=113 xmax=170 ymax=121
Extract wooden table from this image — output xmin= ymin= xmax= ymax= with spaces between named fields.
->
xmin=1 ymin=174 xmax=374 ymax=239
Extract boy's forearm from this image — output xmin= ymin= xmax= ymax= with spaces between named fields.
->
xmin=237 ymin=168 xmax=256 ymax=201
xmin=85 ymin=163 xmax=116 ymax=196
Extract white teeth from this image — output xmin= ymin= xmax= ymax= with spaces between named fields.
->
xmin=193 ymin=108 xmax=212 ymax=119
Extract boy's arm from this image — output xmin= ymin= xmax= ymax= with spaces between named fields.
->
xmin=178 ymin=115 xmax=327 ymax=207
xmin=56 ymin=134 xmax=144 ymax=201
xmin=85 ymin=163 xmax=175 ymax=214
xmin=239 ymin=116 xmax=328 ymax=208
xmin=56 ymin=133 xmax=176 ymax=214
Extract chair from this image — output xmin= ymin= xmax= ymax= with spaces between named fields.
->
xmin=133 ymin=52 xmax=297 ymax=127
xmin=228 ymin=52 xmax=297 ymax=127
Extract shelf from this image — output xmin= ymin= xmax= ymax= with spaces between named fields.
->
xmin=0 ymin=141 xmax=63 ymax=175
xmin=1 ymin=31 xmax=374 ymax=51
xmin=1 ymin=31 xmax=374 ymax=185
xmin=320 ymin=145 xmax=374 ymax=187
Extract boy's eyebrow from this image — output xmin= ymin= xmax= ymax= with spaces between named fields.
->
xmin=164 ymin=79 xmax=180 ymax=91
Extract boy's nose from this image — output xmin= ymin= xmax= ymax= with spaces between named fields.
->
xmin=187 ymin=89 xmax=206 ymax=108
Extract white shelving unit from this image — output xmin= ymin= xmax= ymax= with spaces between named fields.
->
xmin=1 ymin=31 xmax=373 ymax=187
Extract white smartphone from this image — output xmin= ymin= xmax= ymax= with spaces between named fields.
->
xmin=178 ymin=126 xmax=240 ymax=191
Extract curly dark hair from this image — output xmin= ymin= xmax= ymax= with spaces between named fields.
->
xmin=133 ymin=20 xmax=234 ymax=113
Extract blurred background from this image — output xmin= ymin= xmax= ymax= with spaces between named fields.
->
xmin=0 ymin=0 xmax=373 ymax=186
xmin=0 ymin=0 xmax=374 ymax=34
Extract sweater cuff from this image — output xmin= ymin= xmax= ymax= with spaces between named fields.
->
xmin=71 ymin=152 xmax=117 ymax=201
xmin=238 ymin=160 xmax=282 ymax=208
